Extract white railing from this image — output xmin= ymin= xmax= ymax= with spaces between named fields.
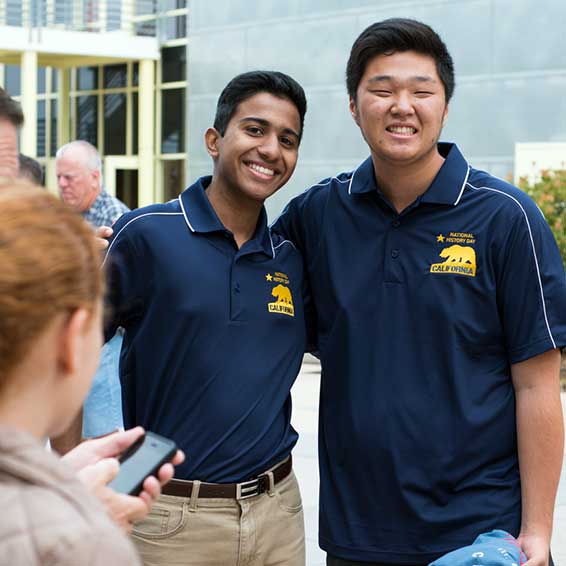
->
xmin=0 ymin=0 xmax=187 ymax=39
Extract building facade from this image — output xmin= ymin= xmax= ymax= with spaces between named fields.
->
xmin=187 ymin=0 xmax=566 ymax=219
xmin=0 ymin=0 xmax=188 ymax=207
xmin=3 ymin=1 xmax=566 ymax=215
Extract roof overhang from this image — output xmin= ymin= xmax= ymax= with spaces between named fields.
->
xmin=0 ymin=25 xmax=159 ymax=66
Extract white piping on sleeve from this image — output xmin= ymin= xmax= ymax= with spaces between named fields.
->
xmin=466 ymin=182 xmax=557 ymax=348
xmin=273 ymin=239 xmax=297 ymax=252
xmin=102 ymin=212 xmax=184 ymax=268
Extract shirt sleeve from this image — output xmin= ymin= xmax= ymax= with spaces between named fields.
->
xmin=497 ymin=196 xmax=566 ymax=363
xmin=103 ymin=214 xmax=146 ymax=342
xmin=272 ymin=196 xmax=308 ymax=255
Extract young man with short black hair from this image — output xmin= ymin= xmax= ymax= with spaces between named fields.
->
xmin=274 ymin=18 xmax=565 ymax=566
xmin=105 ymin=70 xmax=310 ymax=566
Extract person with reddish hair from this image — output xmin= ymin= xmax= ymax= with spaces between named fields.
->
xmin=0 ymin=183 xmax=182 ymax=564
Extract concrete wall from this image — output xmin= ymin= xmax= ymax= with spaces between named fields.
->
xmin=186 ymin=0 xmax=566 ymax=219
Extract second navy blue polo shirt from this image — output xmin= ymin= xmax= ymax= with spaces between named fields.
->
xmin=105 ymin=176 xmax=307 ymax=482
xmin=273 ymin=143 xmax=566 ymax=564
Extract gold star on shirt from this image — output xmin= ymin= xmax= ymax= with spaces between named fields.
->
xmin=265 ymin=273 xmax=273 ymax=281
xmin=436 ymin=234 xmax=445 ymax=243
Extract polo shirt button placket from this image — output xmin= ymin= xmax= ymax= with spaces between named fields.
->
xmin=230 ymin=262 xmax=244 ymax=321
xmin=392 ymin=219 xmax=401 ymax=228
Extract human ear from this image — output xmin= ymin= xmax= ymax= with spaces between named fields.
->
xmin=349 ymin=97 xmax=360 ymax=126
xmin=442 ymin=103 xmax=449 ymax=128
xmin=57 ymin=308 xmax=91 ymax=376
xmin=204 ymin=127 xmax=221 ymax=159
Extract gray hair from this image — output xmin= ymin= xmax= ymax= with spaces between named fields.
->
xmin=56 ymin=140 xmax=102 ymax=176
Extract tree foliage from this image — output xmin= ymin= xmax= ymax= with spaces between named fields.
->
xmin=518 ymin=169 xmax=566 ymax=266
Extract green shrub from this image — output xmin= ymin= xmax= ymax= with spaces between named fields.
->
xmin=518 ymin=169 xmax=566 ymax=266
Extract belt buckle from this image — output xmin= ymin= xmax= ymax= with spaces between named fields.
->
xmin=236 ymin=474 xmax=268 ymax=500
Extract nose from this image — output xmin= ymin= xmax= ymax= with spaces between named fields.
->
xmin=391 ymin=92 xmax=414 ymax=116
xmin=257 ymin=133 xmax=280 ymax=161
xmin=57 ymin=176 xmax=67 ymax=189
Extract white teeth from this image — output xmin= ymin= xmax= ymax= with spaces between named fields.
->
xmin=248 ymin=163 xmax=275 ymax=176
xmin=388 ymin=126 xmax=416 ymax=135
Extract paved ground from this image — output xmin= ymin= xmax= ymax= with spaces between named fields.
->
xmin=290 ymin=355 xmax=566 ymax=566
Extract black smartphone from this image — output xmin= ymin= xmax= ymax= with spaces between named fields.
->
xmin=108 ymin=431 xmax=177 ymax=496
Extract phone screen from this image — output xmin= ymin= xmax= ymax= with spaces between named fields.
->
xmin=108 ymin=431 xmax=177 ymax=495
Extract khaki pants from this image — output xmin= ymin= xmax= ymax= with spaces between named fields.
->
xmin=132 ymin=470 xmax=305 ymax=566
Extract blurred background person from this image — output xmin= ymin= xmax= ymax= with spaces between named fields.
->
xmin=56 ymin=140 xmax=128 ymax=226
xmin=18 ymin=153 xmax=44 ymax=185
xmin=0 ymin=87 xmax=23 ymax=180
xmin=53 ymin=140 xmax=129 ymax=454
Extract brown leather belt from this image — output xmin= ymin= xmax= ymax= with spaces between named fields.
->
xmin=162 ymin=456 xmax=292 ymax=500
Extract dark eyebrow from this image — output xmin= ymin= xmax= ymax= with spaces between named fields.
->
xmin=368 ymin=75 xmax=438 ymax=84
xmin=239 ymin=117 xmax=300 ymax=140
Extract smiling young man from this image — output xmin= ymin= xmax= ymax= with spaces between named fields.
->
xmin=104 ymin=71 xmax=309 ymax=566
xmin=274 ymin=19 xmax=565 ymax=566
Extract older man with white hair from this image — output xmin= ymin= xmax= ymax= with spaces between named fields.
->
xmin=56 ymin=140 xmax=128 ymax=227
xmin=54 ymin=140 xmax=129 ymax=454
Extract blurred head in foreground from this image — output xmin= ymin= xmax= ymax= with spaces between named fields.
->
xmin=0 ymin=183 xmax=103 ymax=439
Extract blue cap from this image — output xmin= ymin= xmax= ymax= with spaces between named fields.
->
xmin=429 ymin=530 xmax=526 ymax=566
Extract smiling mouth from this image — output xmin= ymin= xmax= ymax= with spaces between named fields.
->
xmin=386 ymin=126 xmax=417 ymax=135
xmin=245 ymin=161 xmax=276 ymax=177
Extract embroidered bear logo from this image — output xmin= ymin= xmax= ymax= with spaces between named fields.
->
xmin=439 ymin=244 xmax=476 ymax=266
xmin=271 ymin=284 xmax=293 ymax=304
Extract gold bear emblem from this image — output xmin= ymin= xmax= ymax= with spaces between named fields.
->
xmin=439 ymin=244 xmax=476 ymax=265
xmin=268 ymin=284 xmax=294 ymax=316
xmin=271 ymin=284 xmax=293 ymax=304
xmin=430 ymin=244 xmax=477 ymax=277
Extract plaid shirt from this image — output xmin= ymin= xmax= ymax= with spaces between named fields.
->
xmin=82 ymin=189 xmax=129 ymax=228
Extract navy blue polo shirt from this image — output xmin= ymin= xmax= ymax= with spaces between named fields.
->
xmin=105 ymin=176 xmax=307 ymax=482
xmin=273 ymin=143 xmax=566 ymax=564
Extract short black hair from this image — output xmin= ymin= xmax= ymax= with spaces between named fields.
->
xmin=0 ymin=87 xmax=24 ymax=127
xmin=18 ymin=153 xmax=44 ymax=186
xmin=213 ymin=71 xmax=307 ymax=141
xmin=346 ymin=18 xmax=455 ymax=103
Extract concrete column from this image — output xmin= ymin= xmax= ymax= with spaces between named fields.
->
xmin=138 ymin=59 xmax=155 ymax=206
xmin=57 ymin=68 xmax=71 ymax=147
xmin=20 ymin=51 xmax=38 ymax=157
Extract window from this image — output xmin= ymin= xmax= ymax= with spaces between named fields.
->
xmin=163 ymin=15 xmax=186 ymax=40
xmin=104 ymin=64 xmax=128 ymax=89
xmin=104 ymin=94 xmax=127 ymax=154
xmin=4 ymin=65 xmax=21 ymax=96
xmin=162 ymin=160 xmax=185 ymax=201
xmin=71 ymin=62 xmax=140 ymax=157
xmin=161 ymin=88 xmax=185 ymax=153
xmin=76 ymin=95 xmax=98 ymax=146
xmin=132 ymin=93 xmax=139 ymax=153
xmin=50 ymin=100 xmax=58 ymax=157
xmin=6 ymin=0 xmax=23 ymax=26
xmin=37 ymin=67 xmax=47 ymax=94
xmin=37 ymin=101 xmax=46 ymax=157
xmin=54 ymin=0 xmax=73 ymax=26
xmin=77 ymin=67 xmax=98 ymax=90
xmin=162 ymin=46 xmax=186 ymax=83
xmin=107 ymin=1 xmax=122 ymax=31
xmin=136 ymin=0 xmax=157 ymax=16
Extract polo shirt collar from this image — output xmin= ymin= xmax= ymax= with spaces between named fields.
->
xmin=348 ymin=142 xmax=470 ymax=206
xmin=420 ymin=143 xmax=470 ymax=206
xmin=179 ymin=176 xmax=275 ymax=258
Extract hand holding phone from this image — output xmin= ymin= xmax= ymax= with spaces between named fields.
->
xmin=108 ymin=431 xmax=177 ymax=496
